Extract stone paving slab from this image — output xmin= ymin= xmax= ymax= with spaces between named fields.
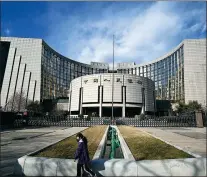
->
xmin=1 ymin=127 xmax=53 ymax=133
xmin=138 ymin=127 xmax=206 ymax=157
xmin=173 ymin=132 xmax=206 ymax=139
xmin=1 ymin=132 xmax=54 ymax=145
xmin=14 ymin=156 xmax=206 ymax=176
xmin=0 ymin=126 xmax=87 ymax=176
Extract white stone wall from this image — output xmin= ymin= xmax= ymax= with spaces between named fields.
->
xmin=1 ymin=37 xmax=42 ymax=110
xmin=82 ymin=75 xmax=99 ymax=103
xmin=57 ymin=103 xmax=68 ymax=111
xmin=124 ymin=75 xmax=142 ymax=103
xmin=184 ymin=39 xmax=206 ymax=105
xmin=69 ymin=73 xmax=155 ymax=112
xmin=70 ymin=77 xmax=81 ymax=111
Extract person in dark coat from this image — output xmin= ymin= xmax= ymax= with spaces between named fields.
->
xmin=74 ymin=133 xmax=96 ymax=177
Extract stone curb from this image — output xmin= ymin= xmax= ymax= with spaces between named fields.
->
xmin=14 ymin=156 xmax=206 ymax=176
xmin=138 ymin=128 xmax=202 ymax=158
xmin=112 ymin=126 xmax=135 ymax=160
xmin=93 ymin=125 xmax=109 ymax=159
xmin=0 ymin=130 xmax=16 ymax=134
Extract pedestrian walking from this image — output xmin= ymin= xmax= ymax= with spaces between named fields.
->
xmin=74 ymin=133 xmax=96 ymax=177
xmin=23 ymin=110 xmax=29 ymax=126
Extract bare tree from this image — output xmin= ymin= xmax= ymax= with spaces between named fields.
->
xmin=6 ymin=91 xmax=27 ymax=112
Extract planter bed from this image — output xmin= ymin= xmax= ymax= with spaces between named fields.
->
xmin=32 ymin=125 xmax=107 ymax=159
xmin=118 ymin=126 xmax=194 ymax=160
xmin=14 ymin=125 xmax=206 ymax=176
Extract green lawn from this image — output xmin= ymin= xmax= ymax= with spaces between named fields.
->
xmin=118 ymin=126 xmax=194 ymax=160
xmin=32 ymin=125 xmax=107 ymax=159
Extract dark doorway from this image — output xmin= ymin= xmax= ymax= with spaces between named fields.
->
xmin=102 ymin=107 xmax=111 ymax=117
xmin=102 ymin=107 xmax=122 ymax=117
xmin=113 ymin=107 xmax=122 ymax=117
xmin=125 ymin=107 xmax=141 ymax=117
xmin=82 ymin=107 xmax=99 ymax=116
xmin=42 ymin=99 xmax=57 ymax=112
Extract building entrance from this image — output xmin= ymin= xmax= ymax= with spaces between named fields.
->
xmin=102 ymin=107 xmax=122 ymax=117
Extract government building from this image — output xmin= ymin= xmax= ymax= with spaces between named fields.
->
xmin=0 ymin=37 xmax=206 ymax=116
xmin=69 ymin=74 xmax=155 ymax=117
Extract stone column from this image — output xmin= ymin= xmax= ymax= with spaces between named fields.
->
xmin=141 ymin=106 xmax=145 ymax=114
xmin=195 ymin=111 xmax=204 ymax=128
xmin=122 ymin=86 xmax=126 ymax=117
xmin=99 ymin=86 xmax=102 ymax=118
xmin=99 ymin=75 xmax=102 ymax=118
xmin=141 ymin=87 xmax=145 ymax=115
xmin=79 ymin=88 xmax=83 ymax=115
xmin=69 ymin=82 xmax=72 ymax=117
xmin=79 ymin=77 xmax=83 ymax=115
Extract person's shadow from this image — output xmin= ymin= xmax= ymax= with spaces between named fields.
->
xmin=90 ymin=159 xmax=106 ymax=177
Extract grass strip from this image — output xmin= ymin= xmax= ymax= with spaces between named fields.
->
xmin=33 ymin=125 xmax=107 ymax=159
xmin=118 ymin=126 xmax=194 ymax=160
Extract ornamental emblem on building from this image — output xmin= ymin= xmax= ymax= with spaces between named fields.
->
xmin=137 ymin=80 xmax=142 ymax=85
xmin=116 ymin=78 xmax=121 ymax=82
xmin=128 ymin=79 xmax=133 ymax=83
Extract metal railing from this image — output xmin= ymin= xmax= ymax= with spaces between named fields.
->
xmin=13 ymin=116 xmax=112 ymax=128
xmin=107 ymin=126 xmax=121 ymax=159
xmin=116 ymin=114 xmax=197 ymax=127
xmin=12 ymin=113 xmax=197 ymax=128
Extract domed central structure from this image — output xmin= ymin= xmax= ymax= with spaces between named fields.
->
xmin=68 ymin=73 xmax=155 ymax=117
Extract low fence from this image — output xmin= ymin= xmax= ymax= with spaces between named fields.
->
xmin=12 ymin=113 xmax=197 ymax=128
xmin=13 ymin=116 xmax=111 ymax=128
xmin=116 ymin=115 xmax=197 ymax=127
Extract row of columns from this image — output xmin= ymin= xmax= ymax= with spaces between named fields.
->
xmin=78 ymin=85 xmax=145 ymax=118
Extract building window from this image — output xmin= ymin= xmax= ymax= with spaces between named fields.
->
xmin=128 ymin=79 xmax=133 ymax=83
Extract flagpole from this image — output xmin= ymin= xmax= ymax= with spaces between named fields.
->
xmin=112 ymin=35 xmax=114 ymax=123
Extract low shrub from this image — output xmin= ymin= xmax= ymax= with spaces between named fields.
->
xmin=139 ymin=114 xmax=145 ymax=120
xmin=79 ymin=114 xmax=84 ymax=120
xmin=86 ymin=115 xmax=91 ymax=121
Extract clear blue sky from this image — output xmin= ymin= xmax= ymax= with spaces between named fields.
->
xmin=2 ymin=1 xmax=206 ymax=65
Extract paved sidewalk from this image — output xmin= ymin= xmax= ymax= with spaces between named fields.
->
xmin=138 ymin=127 xmax=206 ymax=157
xmin=0 ymin=126 xmax=87 ymax=176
